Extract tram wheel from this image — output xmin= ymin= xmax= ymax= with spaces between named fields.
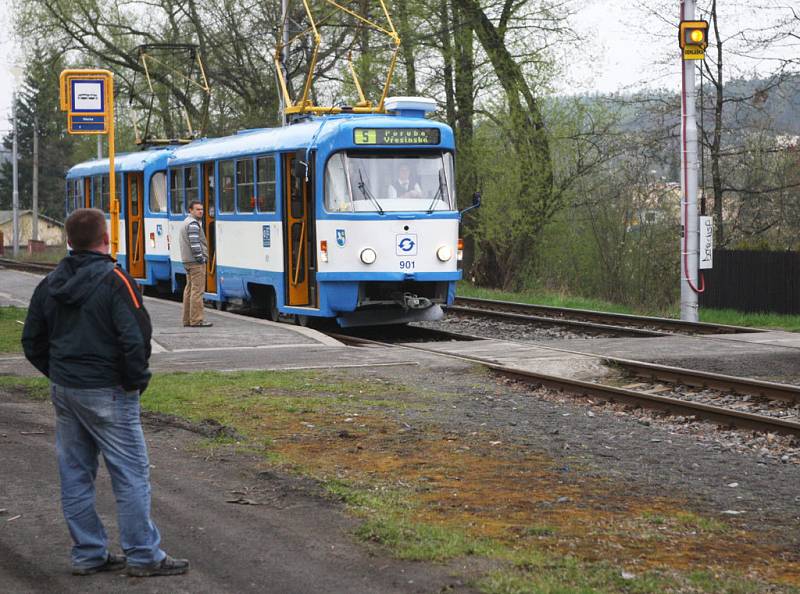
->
xmin=268 ymin=298 xmax=280 ymax=322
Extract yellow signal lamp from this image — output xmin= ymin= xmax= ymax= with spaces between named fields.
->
xmin=679 ymin=20 xmax=709 ymax=49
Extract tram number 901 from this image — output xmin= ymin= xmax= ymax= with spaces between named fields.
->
xmin=399 ymin=260 xmax=416 ymax=270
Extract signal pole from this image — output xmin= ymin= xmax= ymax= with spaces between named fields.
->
xmin=11 ymin=91 xmax=19 ymax=257
xmin=680 ymin=0 xmax=700 ymax=322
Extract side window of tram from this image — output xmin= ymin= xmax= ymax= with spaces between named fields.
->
xmin=184 ymin=166 xmax=199 ymax=206
xmin=101 ymin=175 xmax=111 ymax=213
xmin=66 ymin=180 xmax=74 ymax=213
xmin=92 ymin=176 xmax=108 ymax=212
xmin=130 ymin=175 xmax=139 ymax=216
xmin=75 ymin=179 xmax=84 ymax=210
xmin=236 ymin=159 xmax=255 ymax=213
xmin=150 ymin=172 xmax=167 ymax=213
xmin=219 ymin=160 xmax=235 ymax=213
xmin=256 ymin=156 xmax=276 ymax=213
xmin=169 ymin=170 xmax=183 ymax=214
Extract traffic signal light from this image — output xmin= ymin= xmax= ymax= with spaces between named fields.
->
xmin=679 ymin=20 xmax=708 ymax=59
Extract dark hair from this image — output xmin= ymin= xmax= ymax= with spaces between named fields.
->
xmin=188 ymin=200 xmax=202 ymax=210
xmin=65 ymin=208 xmax=107 ymax=251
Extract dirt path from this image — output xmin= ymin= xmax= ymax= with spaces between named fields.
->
xmin=0 ymin=390 xmax=476 ymax=594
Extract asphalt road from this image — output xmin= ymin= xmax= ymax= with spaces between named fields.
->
xmin=0 ymin=389 xmax=476 ymax=594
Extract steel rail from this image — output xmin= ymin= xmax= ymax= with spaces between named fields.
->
xmin=612 ymin=359 xmax=800 ymax=405
xmin=446 ymin=304 xmax=666 ymax=337
xmin=451 ymin=296 xmax=761 ymax=335
xmin=0 ymin=258 xmax=56 ymax=273
xmin=327 ymin=332 xmax=800 ymax=438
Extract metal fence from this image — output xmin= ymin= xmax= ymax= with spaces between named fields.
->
xmin=700 ymin=249 xmax=800 ymax=314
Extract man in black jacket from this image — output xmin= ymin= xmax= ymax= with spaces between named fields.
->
xmin=22 ymin=208 xmax=189 ymax=578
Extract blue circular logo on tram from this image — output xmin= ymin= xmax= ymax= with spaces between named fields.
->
xmin=398 ymin=237 xmax=415 ymax=252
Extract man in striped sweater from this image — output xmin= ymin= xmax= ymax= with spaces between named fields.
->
xmin=179 ymin=201 xmax=211 ymax=327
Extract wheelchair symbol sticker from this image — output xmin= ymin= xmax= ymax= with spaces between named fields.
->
xmin=396 ymin=234 xmax=417 ymax=256
xmin=336 ymin=229 xmax=346 ymax=247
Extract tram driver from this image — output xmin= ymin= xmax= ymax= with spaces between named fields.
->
xmin=388 ymin=163 xmax=422 ymax=199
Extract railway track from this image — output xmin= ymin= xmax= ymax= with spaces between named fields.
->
xmin=449 ymin=296 xmax=761 ymax=336
xmin=331 ymin=331 xmax=800 ymax=438
xmin=0 ymin=258 xmax=56 ymax=274
xmin=6 ymin=257 xmax=799 ymax=437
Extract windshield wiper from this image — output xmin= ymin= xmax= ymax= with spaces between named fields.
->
xmin=357 ymin=168 xmax=385 ymax=215
xmin=426 ymin=169 xmax=448 ymax=213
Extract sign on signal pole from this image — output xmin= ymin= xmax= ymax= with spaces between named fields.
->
xmin=59 ymin=69 xmax=120 ymax=257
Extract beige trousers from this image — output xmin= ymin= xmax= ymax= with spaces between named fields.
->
xmin=182 ymin=263 xmax=206 ymax=326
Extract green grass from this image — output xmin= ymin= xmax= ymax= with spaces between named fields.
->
xmin=457 ymin=282 xmax=800 ymax=331
xmin=0 ymin=307 xmax=27 ymax=353
xmin=456 ymin=282 xmax=635 ymax=315
xmin=0 ymin=375 xmax=49 ymax=400
xmin=698 ymin=308 xmax=800 ymax=331
xmin=138 ymin=370 xmax=416 ymax=426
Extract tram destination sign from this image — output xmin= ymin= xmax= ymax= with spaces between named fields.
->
xmin=354 ymin=128 xmax=440 ymax=146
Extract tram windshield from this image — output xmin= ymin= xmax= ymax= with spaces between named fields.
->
xmin=325 ymin=151 xmax=455 ymax=213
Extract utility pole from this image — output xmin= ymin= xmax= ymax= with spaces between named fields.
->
xmin=11 ymin=91 xmax=19 ymax=257
xmin=679 ymin=0 xmax=703 ymax=322
xmin=32 ymin=117 xmax=39 ymax=242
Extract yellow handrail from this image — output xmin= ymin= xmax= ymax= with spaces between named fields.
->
xmin=292 ymin=221 xmax=306 ymax=287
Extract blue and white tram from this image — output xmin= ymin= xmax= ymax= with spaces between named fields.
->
xmin=65 ymin=98 xmax=466 ymax=327
xmin=166 ymin=99 xmax=462 ymax=326
xmin=65 ymin=149 xmax=171 ymax=287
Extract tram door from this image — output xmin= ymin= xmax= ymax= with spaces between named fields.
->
xmin=125 ymin=173 xmax=145 ymax=278
xmin=83 ymin=178 xmax=91 ymax=207
xmin=283 ymin=153 xmax=314 ymax=307
xmin=203 ymin=162 xmax=217 ymax=294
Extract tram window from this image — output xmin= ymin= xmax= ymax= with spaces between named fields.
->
xmin=184 ymin=166 xmax=199 ymax=205
xmin=150 ymin=172 xmax=167 ymax=213
xmin=92 ymin=176 xmax=106 ymax=212
xmin=236 ymin=159 xmax=255 ymax=213
xmin=324 ymin=153 xmax=351 ymax=212
xmin=72 ymin=179 xmax=84 ymax=211
xmin=324 ymin=151 xmax=455 ymax=213
xmin=219 ymin=160 xmax=235 ymax=213
xmin=256 ymin=156 xmax=276 ymax=213
xmin=102 ymin=175 xmax=110 ymax=213
xmin=169 ymin=170 xmax=182 ymax=213
xmin=130 ymin=175 xmax=140 ymax=216
xmin=66 ymin=181 xmax=74 ymax=213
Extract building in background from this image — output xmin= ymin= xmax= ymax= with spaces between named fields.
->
xmin=0 ymin=210 xmax=64 ymax=250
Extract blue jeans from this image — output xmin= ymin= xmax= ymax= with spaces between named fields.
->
xmin=51 ymin=383 xmax=166 ymax=569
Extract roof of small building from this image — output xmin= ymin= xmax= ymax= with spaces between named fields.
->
xmin=0 ymin=210 xmax=64 ymax=227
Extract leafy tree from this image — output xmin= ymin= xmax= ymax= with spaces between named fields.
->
xmin=0 ymin=48 xmax=75 ymax=220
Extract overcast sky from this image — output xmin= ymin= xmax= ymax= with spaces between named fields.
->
xmin=0 ymin=1 xmax=796 ymax=133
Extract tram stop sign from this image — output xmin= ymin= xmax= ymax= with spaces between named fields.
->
xmin=59 ymin=70 xmax=113 ymax=134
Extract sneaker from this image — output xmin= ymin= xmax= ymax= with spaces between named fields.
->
xmin=191 ymin=321 xmax=213 ymax=327
xmin=127 ymin=555 xmax=190 ymax=577
xmin=72 ymin=552 xmax=127 ymax=576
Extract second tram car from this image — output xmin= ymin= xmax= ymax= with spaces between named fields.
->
xmin=66 ymin=149 xmax=171 ymax=288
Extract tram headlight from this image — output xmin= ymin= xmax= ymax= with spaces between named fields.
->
xmin=360 ymin=248 xmax=377 ymax=265
xmin=436 ymin=245 xmax=453 ymax=262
